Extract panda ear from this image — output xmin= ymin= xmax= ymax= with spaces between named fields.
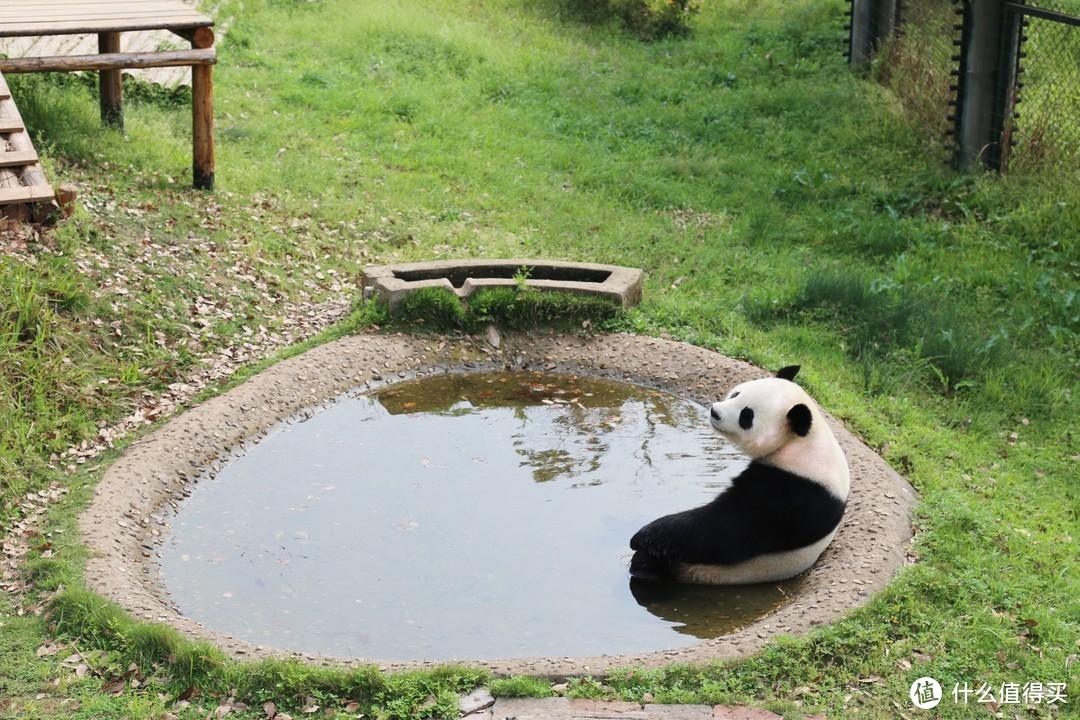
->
xmin=776 ymin=365 xmax=801 ymax=381
xmin=787 ymin=403 xmax=812 ymax=437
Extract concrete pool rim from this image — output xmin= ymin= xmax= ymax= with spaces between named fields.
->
xmin=79 ymin=330 xmax=916 ymax=677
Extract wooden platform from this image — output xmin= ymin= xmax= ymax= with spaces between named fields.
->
xmin=0 ymin=1 xmax=227 ymax=88
xmin=0 ymin=0 xmax=217 ymax=191
xmin=0 ymin=71 xmax=58 ymax=221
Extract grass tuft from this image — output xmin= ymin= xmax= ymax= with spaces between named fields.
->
xmin=383 ymin=286 xmax=624 ymax=334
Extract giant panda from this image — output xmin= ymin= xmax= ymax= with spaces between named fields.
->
xmin=629 ymin=365 xmax=850 ymax=585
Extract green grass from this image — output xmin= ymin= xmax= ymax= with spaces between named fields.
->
xmin=1 ymin=0 xmax=1077 ymax=718
xmin=385 ymin=285 xmax=624 ymax=333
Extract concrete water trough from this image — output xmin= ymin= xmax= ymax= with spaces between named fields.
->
xmin=361 ymin=259 xmax=644 ymax=310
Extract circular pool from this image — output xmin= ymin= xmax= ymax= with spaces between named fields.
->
xmin=80 ymin=332 xmax=915 ymax=675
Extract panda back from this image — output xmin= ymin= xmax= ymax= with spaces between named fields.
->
xmin=630 ymin=460 xmax=847 ymax=568
xmin=721 ymin=461 xmax=847 ymax=558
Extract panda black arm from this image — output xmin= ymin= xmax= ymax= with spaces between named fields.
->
xmin=630 ymin=461 xmax=846 ymax=568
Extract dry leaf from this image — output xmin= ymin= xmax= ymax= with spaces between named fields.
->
xmin=36 ymin=642 xmax=60 ymax=657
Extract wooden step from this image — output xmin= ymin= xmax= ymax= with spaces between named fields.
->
xmin=0 ymin=70 xmax=58 ymax=221
xmin=0 ymin=149 xmax=39 ymax=168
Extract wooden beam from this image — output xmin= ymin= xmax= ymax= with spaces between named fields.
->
xmin=0 ymin=48 xmax=216 ymax=74
xmin=171 ymin=26 xmax=215 ymax=49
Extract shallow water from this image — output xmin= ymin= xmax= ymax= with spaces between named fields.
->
xmin=159 ymin=371 xmax=796 ymax=661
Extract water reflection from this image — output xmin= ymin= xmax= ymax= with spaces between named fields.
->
xmin=629 ymin=577 xmax=798 ymax=638
xmin=158 ymin=371 xmax=794 ymax=661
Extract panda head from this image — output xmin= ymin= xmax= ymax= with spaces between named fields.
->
xmin=709 ymin=365 xmax=816 ymax=460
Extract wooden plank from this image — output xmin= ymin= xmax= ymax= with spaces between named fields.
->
xmin=0 ymin=7 xmax=214 ymax=37
xmin=0 ymin=48 xmax=217 ymax=74
xmin=0 ymin=185 xmax=56 ymax=204
xmin=4 ymin=0 xmax=195 ymax=9
xmin=0 ymin=13 xmax=212 ymax=37
xmin=0 ymin=118 xmax=27 ymax=133
xmin=0 ymin=7 xmax=209 ymax=22
xmin=1 ymin=1 xmax=210 ymax=19
xmin=5 ymin=0 xmax=192 ymax=6
xmin=0 ymin=20 xmax=213 ymax=39
xmin=0 ymin=151 xmax=40 ymax=168
xmin=2 ymin=10 xmax=209 ymax=22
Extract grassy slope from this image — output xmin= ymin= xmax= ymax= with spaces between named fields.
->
xmin=1 ymin=0 xmax=1076 ymax=718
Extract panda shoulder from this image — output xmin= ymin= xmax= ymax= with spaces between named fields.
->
xmin=731 ymin=460 xmax=846 ymax=509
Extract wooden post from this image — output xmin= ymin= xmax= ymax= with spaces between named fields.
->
xmin=98 ymin=32 xmax=123 ymax=130
xmin=192 ymin=63 xmax=214 ymax=190
xmin=957 ymin=0 xmax=1022 ymax=170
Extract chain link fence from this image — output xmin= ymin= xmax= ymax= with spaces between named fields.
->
xmin=873 ymin=0 xmax=961 ymax=160
xmin=1010 ymin=0 xmax=1080 ymax=170
xmin=848 ymin=0 xmax=1080 ymax=172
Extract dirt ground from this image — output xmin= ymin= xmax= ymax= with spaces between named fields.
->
xmin=79 ymin=330 xmax=916 ymax=677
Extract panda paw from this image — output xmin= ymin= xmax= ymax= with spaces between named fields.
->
xmin=628 ymin=550 xmax=672 ymax=581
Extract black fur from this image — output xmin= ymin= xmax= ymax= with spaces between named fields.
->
xmin=776 ymin=365 xmax=801 ymax=381
xmin=629 ymin=461 xmax=846 ymax=580
xmin=787 ymin=403 xmax=812 ymax=437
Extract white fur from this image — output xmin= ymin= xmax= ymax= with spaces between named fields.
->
xmin=630 ymin=371 xmax=851 ymax=585
xmin=710 ymin=377 xmax=850 ymax=500
xmin=677 ymin=530 xmax=838 ymax=584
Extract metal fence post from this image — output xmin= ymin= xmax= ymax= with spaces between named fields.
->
xmin=848 ymin=0 xmax=900 ymax=65
xmin=957 ymin=0 xmax=1023 ymax=170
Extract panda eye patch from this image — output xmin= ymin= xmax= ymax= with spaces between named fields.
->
xmin=738 ymin=406 xmax=754 ymax=430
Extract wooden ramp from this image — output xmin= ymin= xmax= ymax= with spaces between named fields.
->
xmin=0 ymin=71 xmax=58 ymax=222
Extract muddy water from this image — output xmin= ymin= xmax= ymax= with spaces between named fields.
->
xmin=159 ymin=371 xmax=796 ymax=661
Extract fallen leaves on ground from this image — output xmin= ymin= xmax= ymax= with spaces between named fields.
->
xmin=0 ymin=170 xmax=373 ymax=715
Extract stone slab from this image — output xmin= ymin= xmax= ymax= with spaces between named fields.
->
xmin=490 ymin=700 xmax=810 ymax=720
xmin=492 ymin=697 xmax=572 ymax=718
xmin=643 ymin=704 xmax=714 ymax=720
xmin=461 ymin=689 xmax=496 ymax=715
xmin=712 ymin=707 xmax=782 ymax=720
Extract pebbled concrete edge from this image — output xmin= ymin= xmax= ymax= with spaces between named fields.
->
xmin=361 ymin=259 xmax=644 ymax=310
xmin=79 ymin=331 xmax=916 ymax=678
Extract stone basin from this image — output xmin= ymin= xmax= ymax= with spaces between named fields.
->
xmin=79 ymin=331 xmax=916 ymax=677
xmin=361 ymin=259 xmax=644 ymax=310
